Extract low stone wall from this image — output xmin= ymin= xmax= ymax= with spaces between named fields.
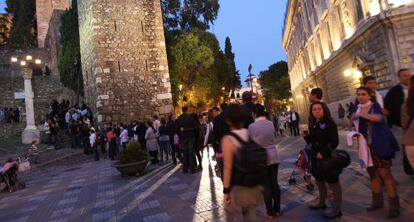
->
xmin=0 ymin=123 xmax=25 ymax=140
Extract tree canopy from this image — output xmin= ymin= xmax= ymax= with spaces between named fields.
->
xmin=259 ymin=61 xmax=291 ymax=112
xmin=7 ymin=0 xmax=37 ymax=48
xmin=161 ymin=0 xmax=219 ymax=31
xmin=58 ymin=4 xmax=83 ymax=96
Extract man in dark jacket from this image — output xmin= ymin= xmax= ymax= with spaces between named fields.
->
xmin=384 ymin=68 xmax=411 ymax=127
xmin=212 ymin=105 xmax=230 ymax=180
xmin=289 ymin=109 xmax=300 ymax=136
xmin=176 ymin=106 xmax=197 ymax=173
xmin=241 ymin=91 xmax=255 ymax=128
xmin=136 ymin=121 xmax=148 ymax=150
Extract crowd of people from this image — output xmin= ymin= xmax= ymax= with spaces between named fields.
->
xmin=0 ymin=107 xmax=21 ymax=124
xmin=30 ymin=68 xmax=414 ymax=221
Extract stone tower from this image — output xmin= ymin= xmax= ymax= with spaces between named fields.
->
xmin=36 ymin=0 xmax=70 ymax=48
xmin=78 ymin=0 xmax=173 ymax=124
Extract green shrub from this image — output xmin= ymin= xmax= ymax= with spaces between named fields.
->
xmin=118 ymin=142 xmax=149 ymax=164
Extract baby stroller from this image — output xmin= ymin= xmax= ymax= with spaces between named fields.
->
xmin=0 ymin=160 xmax=26 ymax=193
xmin=288 ymin=145 xmax=314 ymax=191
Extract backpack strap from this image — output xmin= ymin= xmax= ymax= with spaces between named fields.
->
xmin=227 ymin=132 xmax=248 ymax=145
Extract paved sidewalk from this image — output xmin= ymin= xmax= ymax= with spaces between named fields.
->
xmin=0 ymin=132 xmax=413 ymax=221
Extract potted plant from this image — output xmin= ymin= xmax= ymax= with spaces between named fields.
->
xmin=112 ymin=142 xmax=149 ymax=176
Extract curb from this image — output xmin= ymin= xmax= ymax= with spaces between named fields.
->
xmin=31 ymin=150 xmax=84 ymax=170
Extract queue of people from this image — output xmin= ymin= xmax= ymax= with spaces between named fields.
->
xmin=35 ymin=69 xmax=412 ymax=221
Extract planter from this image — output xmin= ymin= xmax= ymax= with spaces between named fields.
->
xmin=112 ymin=160 xmax=149 ymax=176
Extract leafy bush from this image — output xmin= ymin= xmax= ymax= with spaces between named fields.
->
xmin=118 ymin=142 xmax=149 ymax=164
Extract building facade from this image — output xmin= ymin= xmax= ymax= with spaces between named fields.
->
xmin=282 ymin=0 xmax=414 ymax=122
xmin=78 ymin=0 xmax=173 ymax=124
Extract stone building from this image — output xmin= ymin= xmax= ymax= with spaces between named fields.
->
xmin=78 ymin=0 xmax=173 ymax=124
xmin=36 ymin=0 xmax=70 ymax=48
xmin=282 ymin=0 xmax=414 ymax=122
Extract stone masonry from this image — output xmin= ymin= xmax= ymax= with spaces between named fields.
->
xmin=78 ymin=0 xmax=173 ymax=124
xmin=36 ymin=0 xmax=70 ymax=48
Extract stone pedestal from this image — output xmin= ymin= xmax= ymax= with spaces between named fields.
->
xmin=21 ymin=68 xmax=40 ymax=144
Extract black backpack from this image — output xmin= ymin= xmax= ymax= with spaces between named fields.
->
xmin=228 ymin=132 xmax=268 ymax=187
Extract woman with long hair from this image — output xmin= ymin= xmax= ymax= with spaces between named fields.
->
xmin=304 ymin=101 xmax=342 ymax=218
xmin=401 ymin=76 xmax=414 ymax=169
xmin=354 ymin=86 xmax=400 ymax=218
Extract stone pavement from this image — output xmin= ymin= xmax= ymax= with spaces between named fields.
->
xmin=0 ymin=131 xmax=413 ymax=222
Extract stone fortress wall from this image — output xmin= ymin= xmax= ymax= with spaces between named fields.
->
xmin=36 ymin=0 xmax=70 ymax=48
xmin=78 ymin=0 xmax=173 ymax=124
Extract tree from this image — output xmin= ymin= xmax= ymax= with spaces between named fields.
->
xmin=58 ymin=5 xmax=83 ymax=96
xmin=224 ymin=37 xmax=241 ymax=89
xmin=161 ymin=0 xmax=220 ymax=31
xmin=8 ymin=0 xmax=37 ymax=48
xmin=259 ymin=61 xmax=291 ymax=112
xmin=5 ymin=0 xmax=18 ymax=13
xmin=0 ymin=15 xmax=12 ymax=47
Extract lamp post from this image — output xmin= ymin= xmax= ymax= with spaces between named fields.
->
xmin=10 ymin=55 xmax=42 ymax=144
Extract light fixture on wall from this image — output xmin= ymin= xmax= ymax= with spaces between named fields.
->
xmin=344 ymin=68 xmax=362 ymax=79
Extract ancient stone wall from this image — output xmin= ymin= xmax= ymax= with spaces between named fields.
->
xmin=45 ymin=10 xmax=67 ymax=76
xmin=78 ymin=0 xmax=173 ymax=124
xmin=36 ymin=0 xmax=70 ymax=48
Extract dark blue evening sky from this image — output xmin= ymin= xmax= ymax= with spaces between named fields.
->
xmin=0 ymin=0 xmax=288 ymax=84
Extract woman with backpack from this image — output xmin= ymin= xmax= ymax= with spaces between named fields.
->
xmin=222 ymin=104 xmax=263 ymax=222
xmin=248 ymin=104 xmax=280 ymax=218
xmin=354 ymin=86 xmax=400 ymax=218
xmin=303 ymin=101 xmax=342 ymax=219
xmin=401 ymin=76 xmax=414 ymax=171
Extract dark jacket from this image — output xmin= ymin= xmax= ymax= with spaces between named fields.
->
xmin=136 ymin=123 xmax=148 ymax=143
xmin=166 ymin=120 xmax=176 ymax=137
xmin=213 ymin=113 xmax=230 ymax=146
xmin=289 ymin=112 xmax=300 ymax=122
xmin=384 ymin=84 xmax=405 ymax=127
xmin=305 ymin=119 xmax=339 ymax=159
xmin=242 ymin=102 xmax=255 ymax=128
xmin=176 ymin=113 xmax=197 ymax=139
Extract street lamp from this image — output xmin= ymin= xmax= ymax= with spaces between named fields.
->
xmin=10 ymin=54 xmax=43 ymax=144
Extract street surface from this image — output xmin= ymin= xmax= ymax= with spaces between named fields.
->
xmin=1 ymin=130 xmax=413 ymax=222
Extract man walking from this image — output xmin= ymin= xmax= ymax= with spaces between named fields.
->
xmin=385 ymin=68 xmax=412 ymax=127
xmin=289 ymin=109 xmax=300 ymax=136
xmin=213 ymin=104 xmax=230 ymax=179
xmin=176 ymin=107 xmax=197 ymax=174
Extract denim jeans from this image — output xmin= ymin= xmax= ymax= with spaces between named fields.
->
xmin=264 ymin=164 xmax=281 ymax=215
xmin=159 ymin=140 xmax=169 ymax=162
